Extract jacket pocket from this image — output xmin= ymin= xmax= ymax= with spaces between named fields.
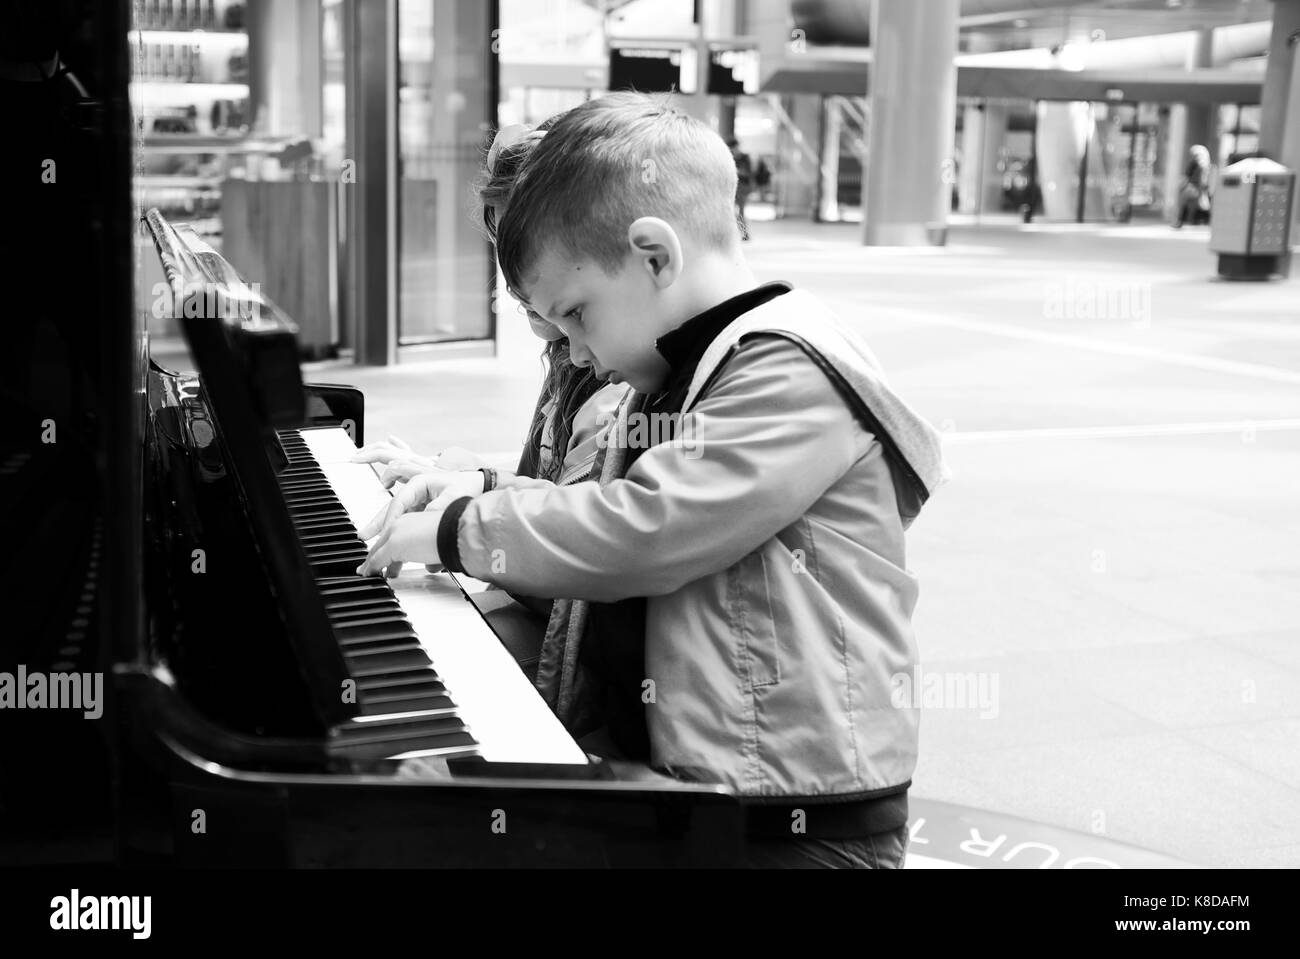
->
xmin=731 ymin=551 xmax=781 ymax=688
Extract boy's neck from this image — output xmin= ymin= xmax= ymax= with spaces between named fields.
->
xmin=673 ymin=251 xmax=758 ymax=325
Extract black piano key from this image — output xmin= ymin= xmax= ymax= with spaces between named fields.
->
xmin=305 ymin=547 xmax=369 ymax=564
xmin=333 ymin=613 xmax=413 ymax=631
xmin=316 ymin=575 xmax=380 ymax=589
xmin=328 ymin=733 xmax=479 ymax=761
xmin=288 ymin=501 xmax=343 ymax=515
xmin=309 ymin=558 xmax=376 ymax=578
xmin=356 ymin=693 xmax=457 ymax=717
xmin=293 ymin=518 xmax=355 ymax=533
xmin=331 ymin=716 xmax=473 ymax=749
xmin=323 ymin=593 xmax=401 ymax=610
xmin=344 ymin=651 xmax=433 ymax=676
xmin=359 ymin=677 xmax=447 ymax=700
xmin=304 ymin=544 xmax=369 ymax=559
xmin=319 ymin=585 xmax=393 ymax=602
xmin=338 ymin=630 xmax=422 ymax=651
xmin=283 ymin=492 xmax=339 ymax=505
xmin=299 ymin=530 xmax=364 ymax=545
xmin=272 ymin=430 xmax=485 ymax=758
xmin=340 ymin=639 xmax=425 ymax=659
xmin=328 ymin=604 xmax=404 ymax=622
xmin=280 ymin=480 xmax=330 ymax=493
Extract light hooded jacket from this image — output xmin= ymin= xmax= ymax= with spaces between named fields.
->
xmin=440 ymin=288 xmax=949 ymax=800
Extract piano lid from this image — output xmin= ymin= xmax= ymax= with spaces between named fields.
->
xmin=143 ymin=208 xmax=305 ymax=430
xmin=141 ymin=208 xmax=356 ymax=731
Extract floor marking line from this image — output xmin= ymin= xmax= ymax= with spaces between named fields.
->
xmin=820 ymin=302 xmax=1300 ymax=386
xmin=942 ymin=419 xmax=1300 ymax=444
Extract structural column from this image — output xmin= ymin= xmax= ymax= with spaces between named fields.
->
xmin=1260 ymin=0 xmax=1300 ymax=231
xmin=979 ymin=101 xmax=1010 ymax=213
xmin=957 ymin=100 xmax=1009 ymax=216
xmin=775 ymin=93 xmax=821 ymax=220
xmin=247 ymin=0 xmax=323 ymax=138
xmin=862 ymin=0 xmax=961 ymax=245
xmin=1162 ymin=102 xmax=1189 ymax=222
xmin=1184 ymin=28 xmax=1217 ymax=158
xmin=957 ymin=102 xmax=983 ymax=215
xmin=350 ymin=0 xmax=397 ymax=365
xmin=1260 ymin=0 xmax=1300 ymax=159
xmin=427 ymin=0 xmax=493 ymax=338
xmin=1164 ymin=28 xmax=1215 ymax=221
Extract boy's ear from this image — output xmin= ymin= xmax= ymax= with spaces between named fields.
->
xmin=627 ymin=217 xmax=682 ymax=288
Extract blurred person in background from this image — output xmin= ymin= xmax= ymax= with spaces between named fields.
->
xmin=726 ymin=135 xmax=754 ymax=240
xmin=1175 ymin=144 xmax=1213 ymax=228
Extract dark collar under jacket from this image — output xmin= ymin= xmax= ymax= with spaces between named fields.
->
xmin=652 ymin=280 xmax=793 ymax=388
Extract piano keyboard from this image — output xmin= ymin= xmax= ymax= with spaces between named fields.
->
xmin=279 ymin=426 xmax=588 ymax=766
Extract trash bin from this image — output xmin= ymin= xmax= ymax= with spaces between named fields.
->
xmin=1208 ymin=157 xmax=1295 ymax=280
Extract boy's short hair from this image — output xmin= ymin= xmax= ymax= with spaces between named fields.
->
xmin=493 ymin=91 xmax=740 ymax=296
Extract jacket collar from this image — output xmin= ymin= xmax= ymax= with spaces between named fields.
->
xmin=654 ymin=281 xmax=793 ymax=375
xmin=681 ymin=288 xmax=951 ymax=526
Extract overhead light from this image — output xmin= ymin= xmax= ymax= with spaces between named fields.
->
xmin=1013 ymin=18 xmax=1029 ymax=28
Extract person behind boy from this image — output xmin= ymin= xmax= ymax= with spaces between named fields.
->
xmin=355 ymin=118 xmax=628 ymax=678
xmin=726 ymin=135 xmax=754 ymax=240
xmin=359 ymin=92 xmax=948 ymax=868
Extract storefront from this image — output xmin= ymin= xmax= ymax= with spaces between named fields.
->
xmin=131 ymin=0 xmax=498 ymax=364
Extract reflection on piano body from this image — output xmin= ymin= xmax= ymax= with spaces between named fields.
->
xmin=121 ymin=210 xmax=744 ymax=866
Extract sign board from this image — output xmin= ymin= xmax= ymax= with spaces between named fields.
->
xmin=707 ymin=45 xmax=759 ymax=95
xmin=608 ymin=44 xmax=696 ymax=94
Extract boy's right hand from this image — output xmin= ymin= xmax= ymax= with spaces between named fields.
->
xmin=358 ymin=471 xmax=443 ymax=542
xmin=356 ymin=469 xmax=487 ymax=542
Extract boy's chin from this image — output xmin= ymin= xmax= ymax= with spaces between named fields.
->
xmin=627 ymin=372 xmax=665 ymax=393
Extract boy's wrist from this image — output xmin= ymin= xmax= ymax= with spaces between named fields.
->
xmin=435 ymin=496 xmax=475 ymax=574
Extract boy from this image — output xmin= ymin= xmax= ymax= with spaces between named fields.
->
xmin=359 ymin=92 xmax=948 ymax=868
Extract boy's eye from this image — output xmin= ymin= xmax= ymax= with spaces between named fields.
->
xmin=563 ymin=307 xmax=583 ymax=325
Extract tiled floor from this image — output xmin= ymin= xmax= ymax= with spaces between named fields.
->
xmin=254 ymin=215 xmax=1300 ymax=866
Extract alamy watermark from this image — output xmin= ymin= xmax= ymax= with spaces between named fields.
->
xmin=0 ymin=665 xmax=102 ymax=718
xmin=595 ymin=410 xmax=702 ymax=458
xmin=890 ymin=666 xmax=999 ymax=719
xmin=150 ymin=280 xmax=265 ymax=322
xmin=50 ymin=890 xmax=150 ymax=939
xmin=1044 ymin=277 xmax=1151 ymax=325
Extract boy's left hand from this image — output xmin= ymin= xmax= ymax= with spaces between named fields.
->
xmin=357 ymin=510 xmax=444 ymax=579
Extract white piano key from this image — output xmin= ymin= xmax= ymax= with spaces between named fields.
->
xmin=297 ymin=425 xmax=366 ymax=464
xmin=298 ymin=427 xmax=392 ymax=531
xmin=386 ymin=569 xmax=588 ymax=765
xmin=292 ymin=427 xmax=587 ymax=766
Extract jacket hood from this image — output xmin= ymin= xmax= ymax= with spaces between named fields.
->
xmin=683 ymin=288 xmax=950 ymax=528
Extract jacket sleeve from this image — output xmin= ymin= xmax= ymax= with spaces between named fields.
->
xmin=450 ymin=335 xmax=874 ymax=602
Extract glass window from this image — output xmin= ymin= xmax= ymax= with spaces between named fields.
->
xmin=397 ymin=0 xmax=494 ymax=344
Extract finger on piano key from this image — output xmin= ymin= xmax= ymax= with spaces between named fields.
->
xmin=288 ymin=428 xmax=588 ymax=765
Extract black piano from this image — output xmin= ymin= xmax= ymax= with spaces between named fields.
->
xmin=113 ymin=209 xmax=745 ymax=866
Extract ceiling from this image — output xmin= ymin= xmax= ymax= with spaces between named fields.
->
xmin=790 ymin=0 xmax=1277 ymax=50
xmin=960 ymin=0 xmax=1276 ymax=51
